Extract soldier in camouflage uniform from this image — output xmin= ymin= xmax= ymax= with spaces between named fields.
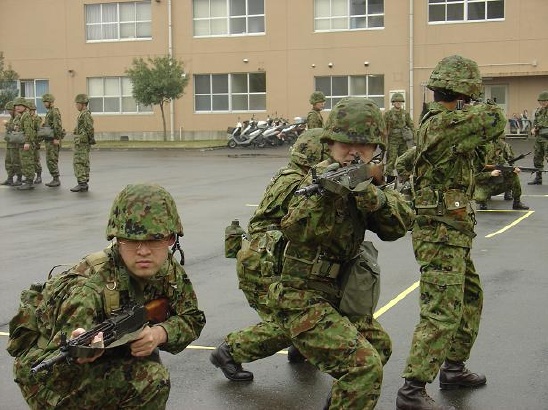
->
xmin=28 ymin=101 xmax=43 ymax=184
xmin=42 ymin=93 xmax=64 ymax=187
xmin=210 ymin=128 xmax=329 ymax=381
xmin=527 ymin=90 xmax=548 ymax=185
xmin=306 ymin=91 xmax=326 ymax=129
xmin=71 ymin=93 xmax=95 ymax=192
xmin=384 ymin=93 xmax=415 ymax=183
xmin=396 ymin=55 xmax=506 ymax=410
xmin=1 ymin=100 xmax=23 ymax=186
xmin=474 ymin=137 xmax=529 ymax=210
xmin=267 ymin=97 xmax=415 ymax=409
xmin=13 ymin=97 xmax=37 ymax=190
xmin=7 ymin=183 xmax=206 ymax=409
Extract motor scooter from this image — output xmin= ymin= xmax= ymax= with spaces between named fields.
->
xmin=227 ymin=117 xmax=267 ymax=148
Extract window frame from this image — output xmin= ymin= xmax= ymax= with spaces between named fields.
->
xmin=427 ymin=0 xmax=505 ymax=24
xmin=314 ymin=0 xmax=385 ymax=32
xmin=19 ymin=79 xmax=49 ymax=115
xmin=314 ymin=74 xmax=385 ymax=110
xmin=87 ymin=76 xmax=153 ymax=115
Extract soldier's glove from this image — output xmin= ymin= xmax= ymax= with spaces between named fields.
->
xmin=352 ymin=181 xmax=387 ymax=212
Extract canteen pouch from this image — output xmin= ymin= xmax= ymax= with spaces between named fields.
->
xmin=414 ymin=187 xmax=439 ymax=214
xmin=259 ymin=229 xmax=286 ymax=277
xmin=338 ymin=241 xmax=381 ymax=317
xmin=443 ymin=189 xmax=468 ymax=221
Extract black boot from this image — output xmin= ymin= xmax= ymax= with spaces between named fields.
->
xmin=70 ymin=182 xmax=89 ymax=192
xmin=528 ymin=171 xmax=542 ymax=185
xmin=34 ymin=173 xmax=42 ymax=184
xmin=0 ymin=176 xmax=14 ymax=186
xmin=512 ymin=200 xmax=529 ymax=210
xmin=209 ymin=342 xmax=253 ymax=381
xmin=439 ymin=360 xmax=486 ymax=390
xmin=287 ymin=345 xmax=306 ymax=363
xmin=477 ymin=201 xmax=488 ymax=210
xmin=503 ymin=191 xmax=513 ymax=201
xmin=397 ymin=379 xmax=455 ymax=410
xmin=17 ymin=180 xmax=34 ymax=191
xmin=45 ymin=176 xmax=60 ymax=187
xmin=13 ymin=175 xmax=23 ymax=186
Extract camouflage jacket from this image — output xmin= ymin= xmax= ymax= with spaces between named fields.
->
xmin=44 ymin=106 xmax=64 ymax=139
xmin=533 ymin=106 xmax=548 ymax=131
xmin=74 ymin=108 xmax=94 ymax=140
xmin=384 ymin=107 xmax=414 ymax=135
xmin=306 ymin=109 xmax=324 ymax=129
xmin=20 ymin=111 xmax=37 ymax=144
xmin=475 ymin=138 xmax=515 ymax=185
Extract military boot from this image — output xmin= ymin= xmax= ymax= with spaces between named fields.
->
xmin=13 ymin=175 xmax=23 ymax=186
xmin=503 ymin=191 xmax=513 ymax=201
xmin=70 ymin=182 xmax=88 ymax=192
xmin=287 ymin=345 xmax=306 ymax=363
xmin=512 ymin=199 xmax=529 ymax=210
xmin=45 ymin=176 xmax=61 ymax=187
xmin=396 ymin=379 xmax=456 ymax=410
xmin=439 ymin=360 xmax=486 ymax=390
xmin=17 ymin=180 xmax=34 ymax=191
xmin=528 ymin=171 xmax=542 ymax=185
xmin=477 ymin=201 xmax=488 ymax=210
xmin=34 ymin=173 xmax=42 ymax=184
xmin=0 ymin=176 xmax=14 ymax=186
xmin=209 ymin=342 xmax=254 ymax=381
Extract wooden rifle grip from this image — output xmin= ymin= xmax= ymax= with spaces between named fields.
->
xmin=144 ymin=297 xmax=170 ymax=324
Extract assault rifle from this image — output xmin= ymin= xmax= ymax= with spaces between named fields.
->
xmin=484 ymin=151 xmax=545 ymax=174
xmin=30 ymin=298 xmax=170 ymax=374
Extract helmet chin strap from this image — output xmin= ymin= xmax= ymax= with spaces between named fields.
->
xmin=170 ymin=235 xmax=185 ymax=265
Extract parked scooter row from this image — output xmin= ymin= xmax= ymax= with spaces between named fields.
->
xmin=226 ymin=116 xmax=307 ymax=148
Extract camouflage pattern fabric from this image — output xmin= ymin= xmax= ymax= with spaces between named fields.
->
xmin=32 ymin=114 xmax=42 ymax=175
xmin=3 ymin=114 xmax=22 ymax=178
xmin=10 ymin=245 xmax=205 ymax=409
xmin=532 ymin=105 xmax=548 ymax=170
xmin=383 ymin=107 xmax=414 ymax=175
xmin=474 ymin=138 xmax=522 ymax=203
xmin=402 ymin=101 xmax=506 ymax=383
xmin=267 ymin=157 xmax=414 ymax=409
xmin=395 ymin=146 xmax=416 ymax=181
xmin=306 ymin=109 xmax=324 ymax=129
xmin=73 ymin=108 xmax=94 ymax=183
xmin=18 ymin=111 xmax=36 ymax=181
xmin=44 ymin=106 xmax=64 ymax=178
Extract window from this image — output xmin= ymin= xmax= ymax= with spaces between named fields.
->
xmin=314 ymin=0 xmax=384 ymax=31
xmin=87 ymin=77 xmax=152 ymax=114
xmin=20 ymin=79 xmax=49 ymax=115
xmin=315 ymin=75 xmax=385 ymax=109
xmin=85 ymin=1 xmax=152 ymax=42
xmin=194 ymin=73 xmax=266 ymax=112
xmin=428 ymin=0 xmax=504 ymax=23
xmin=193 ymin=0 xmax=265 ymax=37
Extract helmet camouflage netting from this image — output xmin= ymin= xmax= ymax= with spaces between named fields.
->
xmin=289 ymin=128 xmax=328 ymax=169
xmin=309 ymin=91 xmax=326 ymax=104
xmin=427 ymin=55 xmax=482 ymax=99
xmin=537 ymin=91 xmax=548 ymax=101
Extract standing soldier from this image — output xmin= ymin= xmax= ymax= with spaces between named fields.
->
xmin=384 ymin=92 xmax=415 ymax=183
xmin=71 ymin=93 xmax=94 ymax=192
xmin=28 ymin=101 xmax=43 ymax=184
xmin=13 ymin=97 xmax=37 ymax=191
xmin=527 ymin=90 xmax=548 ymax=185
xmin=306 ymin=91 xmax=326 ymax=129
xmin=396 ymin=55 xmax=506 ymax=410
xmin=42 ymin=93 xmax=64 ymax=187
xmin=1 ymin=100 xmax=23 ymax=186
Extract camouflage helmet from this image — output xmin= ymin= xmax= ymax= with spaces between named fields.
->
xmin=427 ymin=55 xmax=482 ymax=99
xmin=537 ymin=91 xmax=548 ymax=101
xmin=4 ymin=101 xmax=14 ymax=110
xmin=289 ymin=128 xmax=328 ymax=170
xmin=106 ymin=183 xmax=184 ymax=241
xmin=309 ymin=91 xmax=326 ymax=105
xmin=75 ymin=93 xmax=89 ymax=104
xmin=27 ymin=100 xmax=36 ymax=110
xmin=12 ymin=97 xmax=31 ymax=109
xmin=321 ymin=97 xmax=386 ymax=150
xmin=42 ymin=93 xmax=55 ymax=103
xmin=391 ymin=93 xmax=405 ymax=103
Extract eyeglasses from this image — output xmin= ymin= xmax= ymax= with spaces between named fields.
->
xmin=117 ymin=238 xmax=171 ymax=251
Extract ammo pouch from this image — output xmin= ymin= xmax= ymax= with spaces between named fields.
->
xmin=414 ymin=187 xmax=468 ymax=217
xmin=338 ymin=241 xmax=380 ymax=317
xmin=38 ymin=126 xmax=54 ymax=140
xmin=6 ymin=131 xmax=25 ymax=144
xmin=259 ymin=228 xmax=286 ymax=277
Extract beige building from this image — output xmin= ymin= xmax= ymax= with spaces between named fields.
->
xmin=1 ymin=0 xmax=547 ymax=141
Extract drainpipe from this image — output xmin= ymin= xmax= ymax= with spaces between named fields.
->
xmin=168 ymin=0 xmax=175 ymax=141
xmin=409 ymin=0 xmax=414 ymax=119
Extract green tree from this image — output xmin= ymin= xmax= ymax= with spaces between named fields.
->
xmin=0 ymin=52 xmax=19 ymax=110
xmin=126 ymin=56 xmax=188 ymax=141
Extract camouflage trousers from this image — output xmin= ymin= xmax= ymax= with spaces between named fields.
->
xmin=33 ymin=143 xmax=42 ymax=175
xmin=532 ymin=135 xmax=548 ymax=170
xmin=73 ymin=141 xmax=90 ymax=182
xmin=45 ymin=140 xmax=61 ymax=177
xmin=474 ymin=172 xmax=522 ymax=202
xmin=19 ymin=145 xmax=36 ymax=181
xmin=385 ymin=134 xmax=408 ymax=175
xmin=15 ymin=353 xmax=170 ymax=409
xmin=4 ymin=142 xmax=22 ymax=177
xmin=402 ymin=239 xmax=483 ymax=383
xmin=268 ymin=282 xmax=390 ymax=410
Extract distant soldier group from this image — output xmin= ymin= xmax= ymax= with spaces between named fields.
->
xmin=2 ymin=93 xmax=94 ymax=192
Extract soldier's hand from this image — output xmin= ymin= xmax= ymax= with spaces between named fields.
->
xmin=23 ymin=143 xmax=30 ymax=151
xmin=353 ymin=182 xmax=387 ymax=212
xmin=129 ymin=325 xmax=167 ymax=357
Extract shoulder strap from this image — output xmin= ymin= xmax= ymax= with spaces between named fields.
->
xmin=84 ymin=248 xmax=120 ymax=315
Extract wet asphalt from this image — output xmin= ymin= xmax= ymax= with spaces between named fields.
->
xmin=0 ymin=138 xmax=547 ymax=410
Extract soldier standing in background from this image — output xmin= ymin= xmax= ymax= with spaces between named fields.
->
xmin=71 ymin=93 xmax=94 ymax=193
xmin=306 ymin=91 xmax=326 ymax=129
xmin=396 ymin=55 xmax=506 ymax=410
xmin=1 ymin=100 xmax=23 ymax=186
xmin=383 ymin=92 xmax=414 ymax=183
xmin=42 ymin=93 xmax=64 ymax=187
xmin=28 ymin=101 xmax=43 ymax=184
xmin=13 ymin=98 xmax=37 ymax=191
xmin=528 ymin=90 xmax=548 ymax=185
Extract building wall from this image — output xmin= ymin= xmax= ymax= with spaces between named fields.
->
xmin=1 ymin=0 xmax=547 ymax=140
